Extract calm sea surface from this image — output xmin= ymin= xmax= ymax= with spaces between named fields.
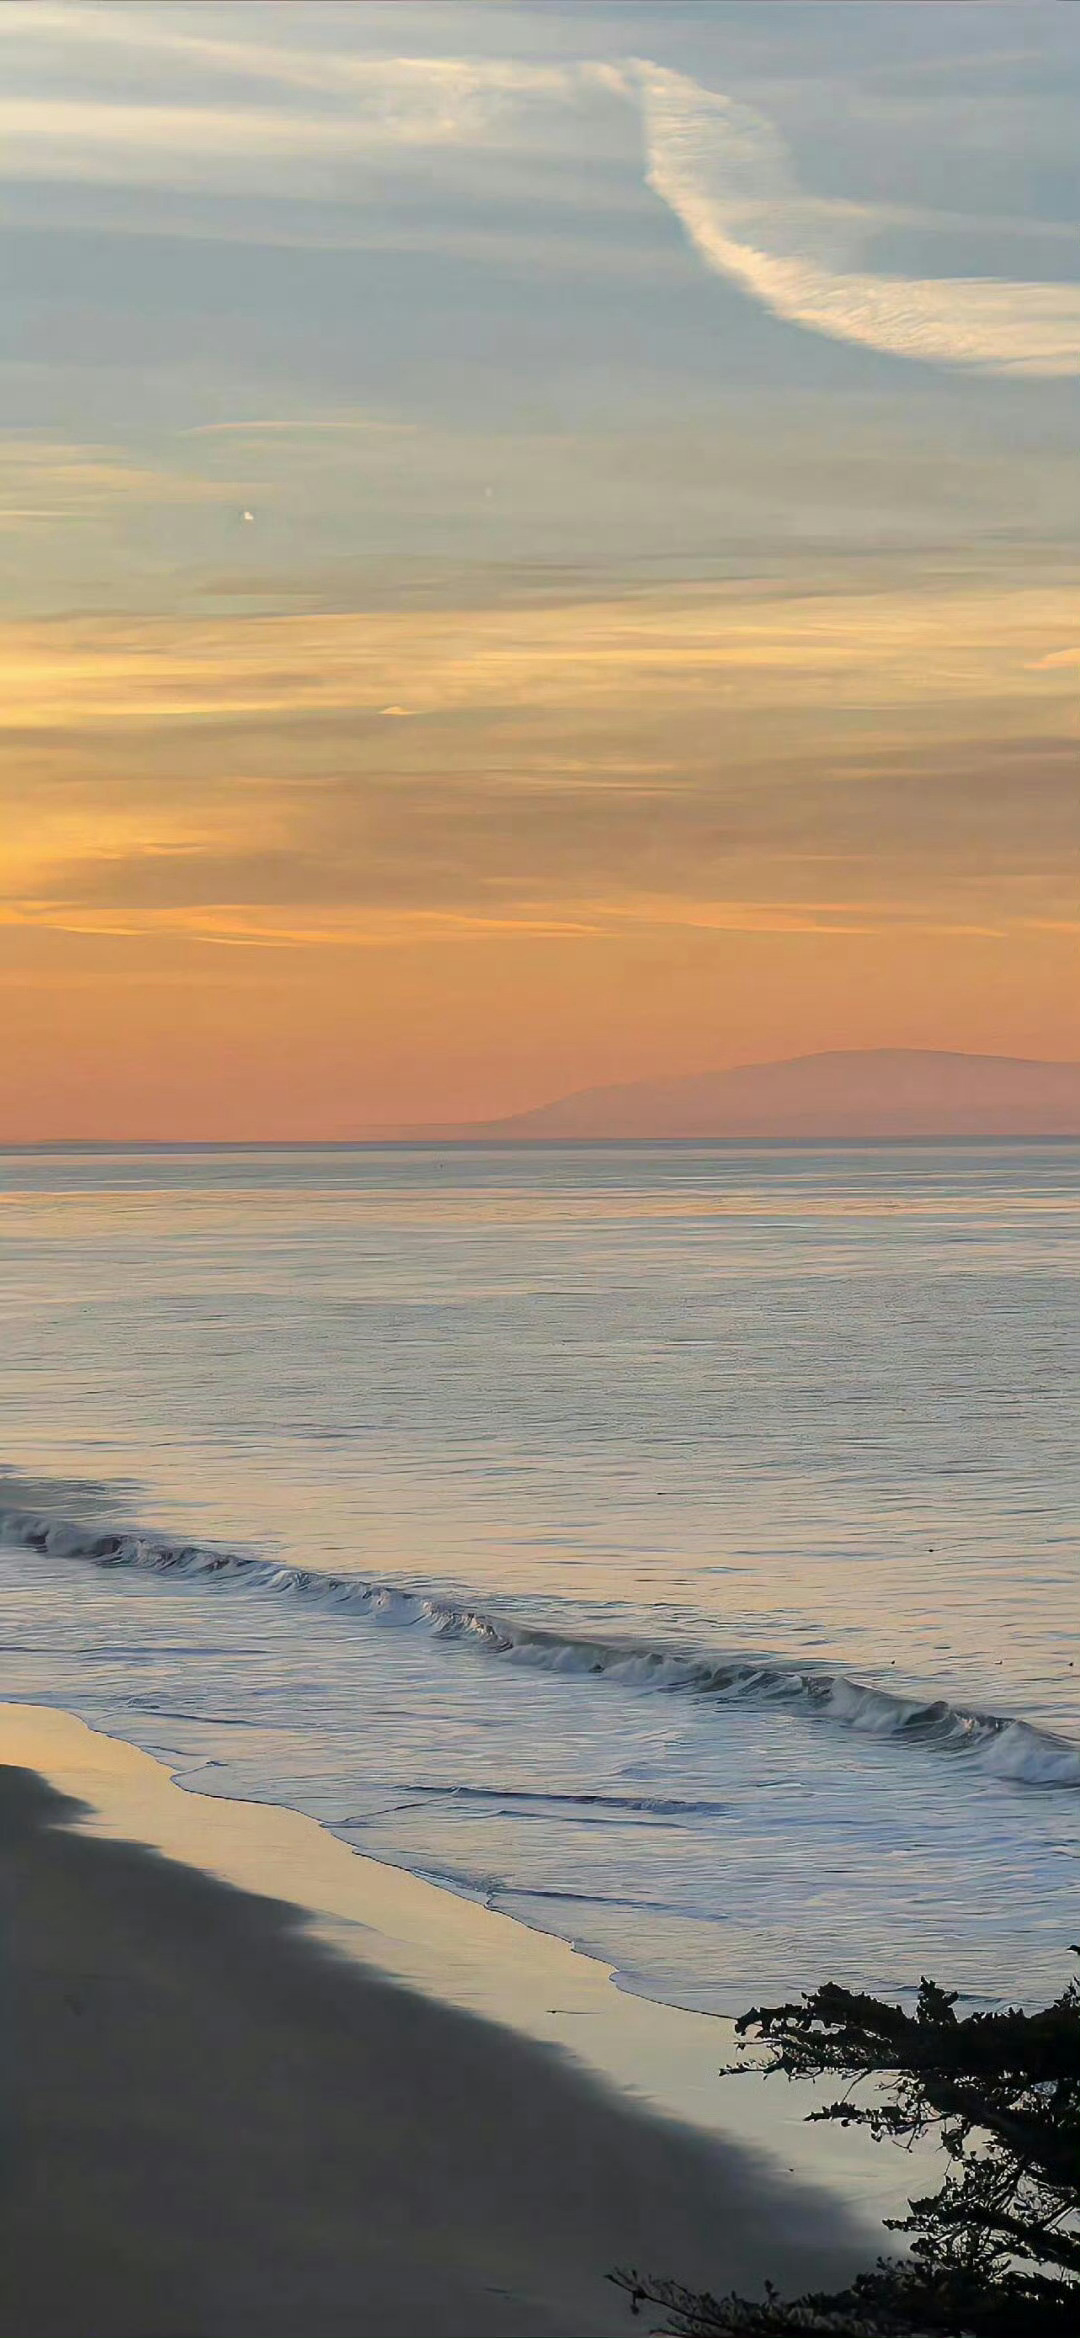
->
xmin=1 ymin=1142 xmax=1078 ymax=2013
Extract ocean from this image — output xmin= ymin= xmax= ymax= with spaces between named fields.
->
xmin=2 ymin=1140 xmax=1078 ymax=2016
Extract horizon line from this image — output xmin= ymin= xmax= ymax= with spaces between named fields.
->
xmin=5 ymin=1134 xmax=1080 ymax=1154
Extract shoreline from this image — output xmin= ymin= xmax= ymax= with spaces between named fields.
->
xmin=0 ymin=1703 xmax=881 ymax=2338
xmin=0 ymin=1703 xmax=910 ymax=2198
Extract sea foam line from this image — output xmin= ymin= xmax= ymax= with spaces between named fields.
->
xmin=2 ymin=1501 xmax=1078 ymax=1790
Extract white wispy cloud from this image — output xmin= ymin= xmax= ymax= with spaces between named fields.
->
xmin=0 ymin=88 xmax=549 ymax=187
xmin=0 ymin=438 xmax=250 ymax=527
xmin=2 ymin=5 xmax=1077 ymax=381
xmin=0 ymin=5 xmax=608 ymax=110
xmin=0 ymin=16 xmax=622 ymax=191
xmin=634 ymin=62 xmax=1080 ymax=378
xmin=184 ymin=417 xmax=418 ymax=438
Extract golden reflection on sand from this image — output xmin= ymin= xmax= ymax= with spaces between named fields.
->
xmin=0 ymin=1699 xmax=911 ymax=2223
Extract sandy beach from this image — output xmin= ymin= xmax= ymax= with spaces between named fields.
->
xmin=0 ymin=1709 xmax=873 ymax=2338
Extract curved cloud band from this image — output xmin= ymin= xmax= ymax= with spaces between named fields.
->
xmin=634 ymin=62 xmax=1080 ymax=378
xmin=3 ymin=8 xmax=1079 ymax=379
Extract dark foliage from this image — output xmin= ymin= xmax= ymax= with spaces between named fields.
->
xmin=612 ymin=1960 xmax=1080 ymax=2336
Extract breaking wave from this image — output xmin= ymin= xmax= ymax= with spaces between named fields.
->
xmin=3 ymin=1500 xmax=1079 ymax=1791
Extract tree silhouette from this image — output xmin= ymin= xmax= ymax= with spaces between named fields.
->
xmin=613 ymin=1962 xmax=1080 ymax=2335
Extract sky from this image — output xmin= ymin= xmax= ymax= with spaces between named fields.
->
xmin=2 ymin=0 xmax=1078 ymax=1138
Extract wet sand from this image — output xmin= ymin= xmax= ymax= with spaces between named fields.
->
xmin=0 ymin=1731 xmax=871 ymax=2338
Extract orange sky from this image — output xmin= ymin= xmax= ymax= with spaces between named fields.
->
xmin=3 ymin=580 xmax=1078 ymax=1137
xmin=5 ymin=921 xmax=1079 ymax=1142
xmin=3 ymin=5 xmax=1079 ymax=1137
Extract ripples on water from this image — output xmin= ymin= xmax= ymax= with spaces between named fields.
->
xmin=1 ymin=1141 xmax=1078 ymax=2011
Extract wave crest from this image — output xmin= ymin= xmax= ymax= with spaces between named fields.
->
xmin=3 ymin=1500 xmax=1078 ymax=1790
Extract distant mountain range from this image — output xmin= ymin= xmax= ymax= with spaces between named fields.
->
xmin=387 ymin=1050 xmax=1080 ymax=1141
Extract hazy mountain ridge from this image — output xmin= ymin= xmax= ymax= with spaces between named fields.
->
xmin=386 ymin=1050 xmax=1080 ymax=1141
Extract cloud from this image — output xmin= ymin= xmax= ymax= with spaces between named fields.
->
xmin=0 ymin=51 xmax=618 ymax=195
xmin=1 ymin=588 xmax=1075 ymax=955
xmin=0 ymin=6 xmax=600 ymax=112
xmin=4 ymin=13 xmax=1078 ymax=379
xmin=0 ymin=438 xmax=249 ymax=527
xmin=633 ymin=61 xmax=1080 ymax=378
xmin=0 ymin=94 xmax=500 ymax=187
xmin=185 ymin=417 xmax=418 ymax=438
xmin=0 ymin=582 xmax=1073 ymax=735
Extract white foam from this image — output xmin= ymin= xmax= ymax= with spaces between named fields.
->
xmin=4 ymin=1500 xmax=1079 ymax=1791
